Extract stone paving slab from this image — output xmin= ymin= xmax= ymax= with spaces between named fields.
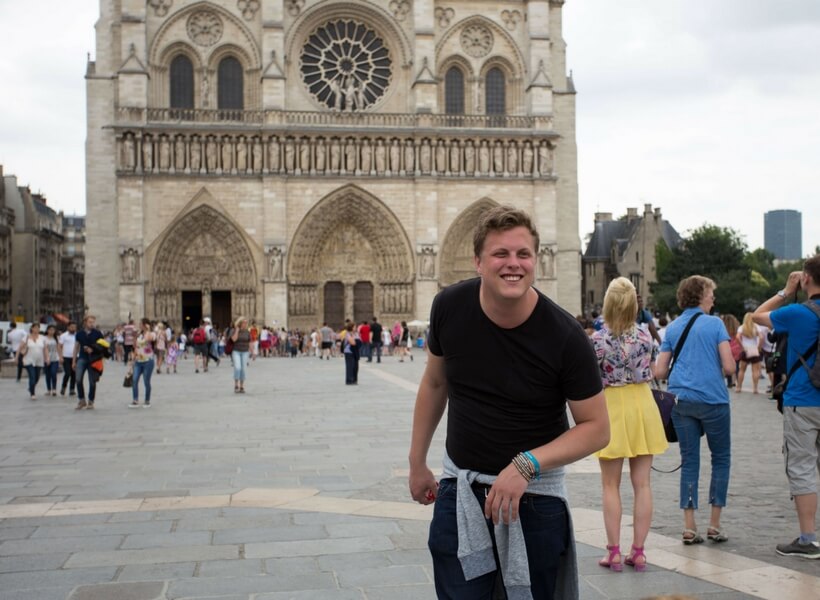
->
xmin=1 ymin=354 xmax=818 ymax=599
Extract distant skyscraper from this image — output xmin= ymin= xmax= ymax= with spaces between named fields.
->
xmin=764 ymin=210 xmax=802 ymax=260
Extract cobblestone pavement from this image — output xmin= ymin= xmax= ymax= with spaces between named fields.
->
xmin=1 ymin=350 xmax=818 ymax=599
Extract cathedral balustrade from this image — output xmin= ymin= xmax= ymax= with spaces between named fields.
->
xmin=114 ymin=127 xmax=558 ymax=180
xmin=116 ymin=107 xmax=553 ymax=132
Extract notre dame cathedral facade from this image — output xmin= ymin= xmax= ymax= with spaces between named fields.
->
xmin=86 ymin=0 xmax=580 ymax=331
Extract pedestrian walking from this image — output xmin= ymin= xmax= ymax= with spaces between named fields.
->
xmin=122 ymin=319 xmax=136 ymax=363
xmin=320 ymin=323 xmax=333 ymax=360
xmin=753 ymin=254 xmax=820 ymax=559
xmin=73 ymin=315 xmax=104 ymax=410
xmin=191 ymin=320 xmax=209 ymax=373
xmin=165 ymin=338 xmax=179 ymax=374
xmin=369 ymin=317 xmax=383 ymax=363
xmin=7 ymin=321 xmax=27 ymax=382
xmin=43 ymin=325 xmax=61 ymax=396
xmin=343 ymin=324 xmax=359 ymax=384
xmin=735 ymin=312 xmax=763 ymax=394
xmin=154 ymin=321 xmax=166 ymax=375
xmin=128 ymin=318 xmax=156 ymax=407
xmin=409 ymin=206 xmax=609 ymax=598
xmin=58 ymin=321 xmax=77 ymax=396
xmin=655 ymin=276 xmax=736 ymax=545
xmin=591 ymin=277 xmax=668 ymax=572
xmin=20 ymin=323 xmax=47 ymax=400
xmin=230 ymin=317 xmax=251 ymax=393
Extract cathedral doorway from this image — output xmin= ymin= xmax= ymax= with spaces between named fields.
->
xmin=287 ymin=185 xmax=416 ymax=331
xmin=149 ymin=202 xmax=259 ymax=331
xmin=439 ymin=199 xmax=499 ymax=287
xmin=181 ymin=291 xmax=202 ymax=333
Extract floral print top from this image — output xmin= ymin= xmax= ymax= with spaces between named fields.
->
xmin=591 ymin=325 xmax=657 ymax=387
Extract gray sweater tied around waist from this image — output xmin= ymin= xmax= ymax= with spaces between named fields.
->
xmin=441 ymin=452 xmax=579 ymax=600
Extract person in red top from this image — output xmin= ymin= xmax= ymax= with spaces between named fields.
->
xmin=249 ymin=322 xmax=259 ymax=361
xmin=358 ymin=320 xmax=372 ymax=361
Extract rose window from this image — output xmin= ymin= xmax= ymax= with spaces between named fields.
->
xmin=300 ymin=19 xmax=392 ymax=111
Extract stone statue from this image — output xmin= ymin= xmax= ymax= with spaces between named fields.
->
xmin=538 ymin=143 xmax=553 ymax=176
xmin=345 ymin=139 xmax=357 ymax=172
xmin=299 ymin=138 xmax=310 ymax=172
xmin=522 ymin=142 xmax=533 ymax=175
xmin=344 ymin=77 xmax=357 ymax=112
xmin=493 ymin=143 xmax=504 ymax=175
xmin=236 ymin=137 xmax=248 ymax=172
xmin=478 ymin=141 xmax=490 ymax=174
xmin=450 ymin=142 xmax=461 ymax=174
xmin=329 ymin=77 xmax=342 ymax=111
xmin=201 ymin=72 xmax=209 ymax=108
xmin=268 ymin=136 xmax=280 ymax=172
xmin=507 ymin=143 xmax=518 ymax=175
xmin=252 ymin=137 xmax=263 ymax=173
xmin=360 ymin=139 xmax=372 ymax=173
xmin=539 ymin=246 xmax=555 ymax=279
xmin=389 ymin=139 xmax=400 ymax=173
xmin=284 ymin=138 xmax=295 ymax=173
xmin=221 ymin=137 xmax=233 ymax=172
xmin=375 ymin=139 xmax=386 ymax=173
xmin=420 ymin=246 xmax=435 ymax=279
xmin=357 ymin=80 xmax=367 ymax=110
xmin=404 ymin=140 xmax=415 ymax=172
xmin=159 ymin=136 xmax=171 ymax=171
xmin=464 ymin=142 xmax=475 ymax=174
xmin=190 ymin=136 xmax=202 ymax=172
xmin=435 ymin=140 xmax=446 ymax=173
xmin=174 ymin=135 xmax=186 ymax=171
xmin=314 ymin=139 xmax=326 ymax=173
xmin=121 ymin=249 xmax=139 ymax=282
xmin=267 ymin=246 xmax=284 ymax=280
xmin=330 ymin=138 xmax=341 ymax=172
xmin=205 ymin=136 xmax=218 ymax=172
xmin=142 ymin=135 xmax=154 ymax=172
xmin=420 ymin=141 xmax=431 ymax=173
xmin=122 ymin=134 xmax=135 ymax=171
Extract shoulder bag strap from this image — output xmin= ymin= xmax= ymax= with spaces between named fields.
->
xmin=669 ymin=312 xmax=703 ymax=375
xmin=795 ymin=301 xmax=820 ymax=375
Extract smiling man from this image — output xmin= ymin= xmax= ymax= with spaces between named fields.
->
xmin=409 ymin=205 xmax=609 ymax=599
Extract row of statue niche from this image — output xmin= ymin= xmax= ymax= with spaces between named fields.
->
xmin=289 ymin=286 xmax=317 ymax=316
xmin=380 ymin=284 xmax=413 ymax=314
xmin=154 ymin=293 xmax=179 ymax=321
xmin=327 ymin=76 xmax=368 ymax=112
xmin=119 ymin=133 xmax=556 ymax=177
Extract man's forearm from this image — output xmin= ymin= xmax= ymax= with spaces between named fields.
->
xmin=408 ymin=383 xmax=447 ymax=467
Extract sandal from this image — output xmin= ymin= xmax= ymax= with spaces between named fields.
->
xmin=624 ymin=545 xmax=647 ymax=572
xmin=598 ymin=544 xmax=622 ymax=572
xmin=707 ymin=527 xmax=728 ymax=542
xmin=682 ymin=528 xmax=704 ymax=545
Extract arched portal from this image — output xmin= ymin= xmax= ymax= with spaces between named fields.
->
xmin=287 ymin=185 xmax=415 ymax=330
xmin=439 ymin=198 xmax=500 ymax=287
xmin=150 ymin=204 xmax=258 ymax=331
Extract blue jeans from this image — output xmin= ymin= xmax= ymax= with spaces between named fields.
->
xmin=132 ymin=359 xmax=154 ymax=403
xmin=370 ymin=341 xmax=382 ymax=363
xmin=428 ymin=478 xmax=568 ymax=599
xmin=672 ymin=400 xmax=731 ymax=509
xmin=25 ymin=365 xmax=42 ymax=396
xmin=344 ymin=352 xmax=357 ymax=383
xmin=232 ymin=351 xmax=249 ymax=382
xmin=75 ymin=357 xmax=98 ymax=403
xmin=45 ymin=361 xmax=59 ymax=392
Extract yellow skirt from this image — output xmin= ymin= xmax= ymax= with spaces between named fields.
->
xmin=594 ymin=382 xmax=669 ymax=460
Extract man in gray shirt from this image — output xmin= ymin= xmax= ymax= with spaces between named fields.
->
xmin=320 ymin=323 xmax=333 ymax=360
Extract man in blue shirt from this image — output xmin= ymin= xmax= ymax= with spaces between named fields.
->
xmin=754 ymin=254 xmax=820 ymax=560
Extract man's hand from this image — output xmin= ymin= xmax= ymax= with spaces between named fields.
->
xmin=784 ymin=271 xmax=802 ymax=296
xmin=484 ymin=463 xmax=528 ymax=525
xmin=409 ymin=464 xmax=438 ymax=505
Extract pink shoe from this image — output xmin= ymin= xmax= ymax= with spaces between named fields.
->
xmin=624 ymin=545 xmax=647 ymax=572
xmin=599 ymin=544 xmax=622 ymax=572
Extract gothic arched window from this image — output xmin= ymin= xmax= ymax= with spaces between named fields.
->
xmin=485 ymin=67 xmax=506 ymax=115
xmin=218 ymin=56 xmax=244 ymax=110
xmin=169 ymin=55 xmax=194 ymax=109
xmin=445 ymin=67 xmax=465 ymax=115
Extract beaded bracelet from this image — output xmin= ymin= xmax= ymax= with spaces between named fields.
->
xmin=522 ymin=451 xmax=541 ymax=479
xmin=511 ymin=452 xmax=536 ymax=482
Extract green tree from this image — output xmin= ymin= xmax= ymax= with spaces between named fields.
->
xmin=651 ymin=225 xmax=751 ymax=317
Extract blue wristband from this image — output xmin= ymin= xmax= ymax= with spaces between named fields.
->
xmin=523 ymin=451 xmax=541 ymax=479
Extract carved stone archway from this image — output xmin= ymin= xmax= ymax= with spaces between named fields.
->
xmin=287 ymin=184 xmax=415 ymax=330
xmin=439 ymin=198 xmax=499 ymax=287
xmin=150 ymin=204 xmax=258 ymax=328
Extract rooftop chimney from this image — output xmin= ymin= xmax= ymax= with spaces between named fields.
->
xmin=626 ymin=207 xmax=638 ymax=223
xmin=654 ymin=207 xmax=662 ymax=219
xmin=594 ymin=212 xmax=614 ymax=223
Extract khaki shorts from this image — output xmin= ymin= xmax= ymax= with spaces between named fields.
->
xmin=783 ymin=406 xmax=820 ymax=496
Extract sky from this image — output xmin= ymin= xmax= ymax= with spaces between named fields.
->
xmin=0 ymin=0 xmax=817 ymax=257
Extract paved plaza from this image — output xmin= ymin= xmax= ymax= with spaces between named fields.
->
xmin=1 ymin=350 xmax=818 ymax=599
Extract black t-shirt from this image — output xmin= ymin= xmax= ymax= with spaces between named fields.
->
xmin=371 ymin=322 xmax=383 ymax=342
xmin=427 ymin=278 xmax=602 ymax=474
xmin=75 ymin=328 xmax=104 ymax=358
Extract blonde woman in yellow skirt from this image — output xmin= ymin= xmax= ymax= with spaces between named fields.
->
xmin=591 ymin=277 xmax=669 ymax=572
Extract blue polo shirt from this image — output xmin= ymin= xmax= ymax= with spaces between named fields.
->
xmin=770 ymin=300 xmax=820 ymax=408
xmin=661 ymin=307 xmax=730 ymax=404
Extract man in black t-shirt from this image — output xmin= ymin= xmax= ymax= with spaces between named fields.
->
xmin=72 ymin=315 xmax=104 ymax=410
xmin=409 ymin=206 xmax=609 ymax=598
xmin=369 ymin=317 xmax=383 ymax=363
